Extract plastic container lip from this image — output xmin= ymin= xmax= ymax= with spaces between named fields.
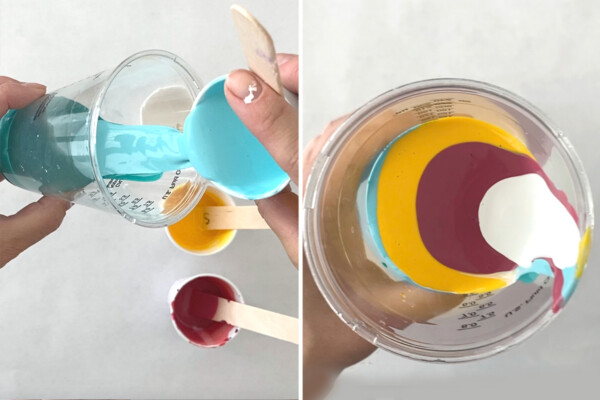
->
xmin=164 ymin=186 xmax=238 ymax=256
xmin=303 ymin=77 xmax=594 ymax=362
xmin=88 ymin=49 xmax=206 ymax=228
xmin=168 ymin=273 xmax=244 ymax=348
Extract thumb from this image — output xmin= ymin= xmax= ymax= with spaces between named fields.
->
xmin=276 ymin=53 xmax=299 ymax=94
xmin=0 ymin=81 xmax=46 ymax=116
xmin=0 ymin=196 xmax=71 ymax=268
xmin=224 ymin=69 xmax=299 ymax=186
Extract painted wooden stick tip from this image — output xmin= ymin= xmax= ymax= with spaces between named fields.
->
xmin=230 ymin=3 xmax=284 ymax=96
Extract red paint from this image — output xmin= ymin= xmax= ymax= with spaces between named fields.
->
xmin=171 ymin=276 xmax=237 ymax=347
xmin=541 ymin=257 xmax=564 ymax=313
xmin=181 ymin=292 xmax=220 ymax=320
xmin=416 ymin=142 xmax=577 ymax=275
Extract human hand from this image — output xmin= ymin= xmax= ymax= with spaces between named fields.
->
xmin=0 ymin=77 xmax=71 ymax=269
xmin=302 ymin=117 xmax=377 ymax=400
xmin=224 ymin=54 xmax=299 ymax=267
xmin=303 ymin=114 xmax=468 ymax=399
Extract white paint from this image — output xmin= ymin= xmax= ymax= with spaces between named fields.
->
xmin=478 ymin=173 xmax=580 ymax=269
xmin=244 ymin=82 xmax=258 ymax=104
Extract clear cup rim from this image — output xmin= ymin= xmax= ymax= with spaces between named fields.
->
xmin=303 ymin=77 xmax=595 ymax=362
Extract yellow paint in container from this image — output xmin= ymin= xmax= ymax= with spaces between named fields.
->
xmin=166 ymin=186 xmax=236 ymax=255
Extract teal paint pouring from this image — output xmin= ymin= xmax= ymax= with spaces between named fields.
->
xmin=96 ymin=121 xmax=190 ymax=182
xmin=103 ymin=76 xmax=290 ymax=199
xmin=0 ymin=76 xmax=289 ymax=200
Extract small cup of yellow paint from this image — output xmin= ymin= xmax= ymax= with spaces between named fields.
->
xmin=165 ymin=186 xmax=237 ymax=255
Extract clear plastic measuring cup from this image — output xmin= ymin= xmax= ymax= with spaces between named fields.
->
xmin=304 ymin=79 xmax=594 ymax=361
xmin=0 ymin=49 xmax=289 ymax=227
xmin=0 ymin=50 xmax=205 ymax=228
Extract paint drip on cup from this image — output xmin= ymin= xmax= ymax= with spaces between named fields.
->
xmin=360 ymin=116 xmax=592 ymax=313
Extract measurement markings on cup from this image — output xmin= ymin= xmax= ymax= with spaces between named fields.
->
xmin=456 ymin=292 xmax=498 ymax=331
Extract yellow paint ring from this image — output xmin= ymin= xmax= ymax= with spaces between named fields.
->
xmin=377 ymin=116 xmax=534 ymax=293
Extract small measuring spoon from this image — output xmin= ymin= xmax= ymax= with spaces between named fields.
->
xmin=182 ymin=76 xmax=290 ymax=199
xmin=183 ymin=4 xmax=296 ymax=199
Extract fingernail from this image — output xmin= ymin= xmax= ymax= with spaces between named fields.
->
xmin=23 ymin=82 xmax=46 ymax=91
xmin=276 ymin=53 xmax=294 ymax=66
xmin=226 ymin=70 xmax=262 ymax=104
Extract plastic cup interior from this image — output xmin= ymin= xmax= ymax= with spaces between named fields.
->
xmin=304 ymin=78 xmax=594 ymax=362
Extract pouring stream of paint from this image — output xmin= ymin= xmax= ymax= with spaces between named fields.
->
xmin=359 ymin=116 xmax=589 ymax=313
xmin=0 ymin=78 xmax=289 ymax=200
xmin=100 ymin=76 xmax=288 ymax=199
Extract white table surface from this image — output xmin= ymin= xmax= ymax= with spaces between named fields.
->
xmin=304 ymin=1 xmax=600 ymax=399
xmin=0 ymin=0 xmax=298 ymax=398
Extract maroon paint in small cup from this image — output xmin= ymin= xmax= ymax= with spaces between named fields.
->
xmin=169 ymin=274 xmax=243 ymax=348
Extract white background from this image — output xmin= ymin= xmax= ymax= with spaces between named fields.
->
xmin=0 ymin=0 xmax=298 ymax=398
xmin=304 ymin=0 xmax=600 ymax=399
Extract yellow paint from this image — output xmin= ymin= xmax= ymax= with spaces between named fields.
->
xmin=167 ymin=186 xmax=235 ymax=253
xmin=576 ymin=227 xmax=592 ymax=278
xmin=377 ymin=116 xmax=534 ymax=294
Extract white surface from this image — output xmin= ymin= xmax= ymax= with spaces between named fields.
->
xmin=303 ymin=0 xmax=600 ymax=399
xmin=0 ymin=0 xmax=298 ymax=398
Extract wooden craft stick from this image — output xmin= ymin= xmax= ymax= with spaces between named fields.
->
xmin=198 ymin=292 xmax=299 ymax=344
xmin=202 ymin=205 xmax=270 ymax=230
xmin=231 ymin=4 xmax=298 ymax=108
xmin=230 ymin=4 xmax=284 ymax=95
